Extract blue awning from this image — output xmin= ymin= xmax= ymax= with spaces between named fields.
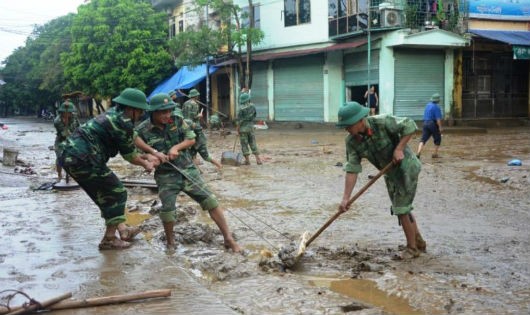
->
xmin=470 ymin=29 xmax=530 ymax=46
xmin=148 ymin=64 xmax=217 ymax=99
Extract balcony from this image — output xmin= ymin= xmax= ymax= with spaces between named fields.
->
xmin=329 ymin=0 xmax=464 ymax=39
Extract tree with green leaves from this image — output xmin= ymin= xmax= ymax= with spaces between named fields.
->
xmin=0 ymin=14 xmax=75 ymax=117
xmin=169 ymin=0 xmax=264 ymax=90
xmin=61 ymin=0 xmax=173 ymax=103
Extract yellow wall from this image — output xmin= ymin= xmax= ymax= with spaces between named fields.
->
xmin=469 ymin=20 xmax=530 ymax=31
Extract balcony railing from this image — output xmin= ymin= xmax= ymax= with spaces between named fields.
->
xmin=329 ymin=0 xmax=465 ymax=38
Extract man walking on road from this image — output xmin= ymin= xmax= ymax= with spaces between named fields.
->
xmin=336 ymin=101 xmax=426 ymax=259
xmin=417 ymin=93 xmax=443 ymax=159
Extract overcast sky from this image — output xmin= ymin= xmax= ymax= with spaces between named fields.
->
xmin=0 ymin=0 xmax=86 ymax=64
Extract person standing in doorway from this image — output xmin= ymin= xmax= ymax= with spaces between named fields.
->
xmin=364 ymin=85 xmax=379 ymax=116
xmin=417 ymin=93 xmax=443 ymax=159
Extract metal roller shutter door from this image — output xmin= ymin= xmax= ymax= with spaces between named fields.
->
xmin=250 ymin=62 xmax=269 ymax=120
xmin=394 ymin=50 xmax=444 ymax=120
xmin=273 ymin=55 xmax=324 ymax=121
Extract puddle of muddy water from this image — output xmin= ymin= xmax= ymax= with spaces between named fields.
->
xmin=309 ymin=277 xmax=423 ymax=315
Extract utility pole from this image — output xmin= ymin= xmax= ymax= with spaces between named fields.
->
xmin=366 ymin=0 xmax=371 ymax=109
xmin=205 ymin=3 xmax=210 ymax=125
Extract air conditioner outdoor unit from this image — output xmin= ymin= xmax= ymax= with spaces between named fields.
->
xmin=380 ymin=9 xmax=402 ymax=28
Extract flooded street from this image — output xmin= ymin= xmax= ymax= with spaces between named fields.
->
xmin=1 ymin=117 xmax=529 ymax=314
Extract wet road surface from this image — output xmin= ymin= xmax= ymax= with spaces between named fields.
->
xmin=1 ymin=117 xmax=529 ymax=314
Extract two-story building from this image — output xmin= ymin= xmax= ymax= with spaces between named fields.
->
xmin=152 ymin=0 xmax=529 ymax=123
xmin=460 ymin=1 xmax=530 ymax=120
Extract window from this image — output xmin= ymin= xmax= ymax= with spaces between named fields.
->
xmin=178 ymin=20 xmax=184 ymax=33
xmin=242 ymin=4 xmax=261 ymax=29
xmin=328 ymin=0 xmax=362 ymax=18
xmin=284 ymin=0 xmax=311 ymax=27
xmin=169 ymin=17 xmax=176 ymax=38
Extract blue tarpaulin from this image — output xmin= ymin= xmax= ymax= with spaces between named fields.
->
xmin=470 ymin=29 xmax=530 ymax=46
xmin=148 ymin=64 xmax=217 ymax=99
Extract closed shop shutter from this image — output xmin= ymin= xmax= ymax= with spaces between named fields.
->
xmin=273 ymin=55 xmax=324 ymax=121
xmin=344 ymin=50 xmax=380 ymax=86
xmin=394 ymin=49 xmax=444 ymax=120
xmin=251 ymin=62 xmax=269 ymax=120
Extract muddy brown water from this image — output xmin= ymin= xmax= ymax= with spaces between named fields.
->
xmin=1 ymin=117 xmax=529 ymax=314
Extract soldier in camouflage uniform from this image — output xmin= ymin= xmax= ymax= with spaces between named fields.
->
xmin=60 ymin=88 xmax=158 ymax=250
xmin=54 ymin=100 xmax=80 ymax=182
xmin=184 ymin=118 xmax=222 ymax=170
xmin=236 ymin=93 xmax=262 ymax=165
xmin=182 ymin=89 xmax=202 ymax=123
xmin=336 ymin=101 xmax=426 ymax=260
xmin=135 ymin=93 xmax=240 ymax=252
xmin=169 ymin=90 xmax=181 ymax=110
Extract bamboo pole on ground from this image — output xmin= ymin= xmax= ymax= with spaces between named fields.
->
xmin=2 ymin=289 xmax=170 ymax=314
xmin=49 ymin=289 xmax=171 ymax=311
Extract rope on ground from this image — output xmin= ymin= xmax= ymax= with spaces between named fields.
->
xmin=166 ymin=161 xmax=284 ymax=251
xmin=224 ymin=208 xmax=279 ymax=251
xmin=0 ymin=289 xmax=42 ymax=313
xmin=233 ymin=207 xmax=292 ymax=242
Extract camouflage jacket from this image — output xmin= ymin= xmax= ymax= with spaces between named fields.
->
xmin=62 ymin=109 xmax=139 ymax=165
xmin=53 ymin=115 xmax=80 ymax=146
xmin=182 ymin=99 xmax=200 ymax=123
xmin=135 ymin=116 xmax=196 ymax=172
xmin=237 ymin=103 xmax=256 ymax=133
xmin=344 ymin=114 xmax=419 ymax=175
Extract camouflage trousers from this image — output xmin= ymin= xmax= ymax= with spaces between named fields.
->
xmin=384 ymin=156 xmax=421 ymax=215
xmin=60 ymin=153 xmax=127 ymax=226
xmin=155 ymin=166 xmax=218 ymax=223
xmin=190 ymin=129 xmax=212 ymax=162
xmin=239 ymin=131 xmax=259 ymax=156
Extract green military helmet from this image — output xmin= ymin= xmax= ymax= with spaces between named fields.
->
xmin=188 ymin=89 xmax=200 ymax=97
xmin=57 ymin=101 xmax=76 ymax=113
xmin=172 ymin=107 xmax=184 ymax=118
xmin=336 ymin=101 xmax=369 ymax=128
xmin=149 ymin=93 xmax=176 ymax=112
xmin=168 ymin=90 xmax=177 ymax=98
xmin=112 ymin=88 xmax=149 ymax=110
xmin=239 ymin=92 xmax=250 ymax=104
xmin=430 ymin=93 xmax=441 ymax=102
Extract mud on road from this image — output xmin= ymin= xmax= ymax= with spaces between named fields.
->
xmin=1 ymin=117 xmax=529 ymax=314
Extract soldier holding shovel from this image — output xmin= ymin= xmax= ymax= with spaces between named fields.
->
xmin=336 ymin=101 xmax=426 ymax=259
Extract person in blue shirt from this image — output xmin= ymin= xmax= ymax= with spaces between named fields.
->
xmin=416 ymin=93 xmax=443 ymax=158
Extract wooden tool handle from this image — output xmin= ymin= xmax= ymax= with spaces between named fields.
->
xmin=304 ymin=161 xmax=394 ymax=248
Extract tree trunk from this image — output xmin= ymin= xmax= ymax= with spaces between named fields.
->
xmin=246 ymin=0 xmax=254 ymax=90
xmin=232 ymin=7 xmax=246 ymax=90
